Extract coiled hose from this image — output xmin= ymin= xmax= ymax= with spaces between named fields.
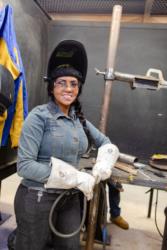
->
xmin=49 ymin=190 xmax=87 ymax=238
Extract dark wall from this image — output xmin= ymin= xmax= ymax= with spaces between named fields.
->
xmin=0 ymin=0 xmax=49 ymax=165
xmin=48 ymin=21 xmax=167 ymax=160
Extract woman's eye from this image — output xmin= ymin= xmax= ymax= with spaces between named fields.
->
xmin=61 ymin=81 xmax=66 ymax=86
xmin=71 ymin=82 xmax=78 ymax=88
xmin=56 ymin=80 xmax=66 ymax=87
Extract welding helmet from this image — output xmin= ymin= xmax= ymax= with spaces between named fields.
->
xmin=44 ymin=40 xmax=88 ymax=84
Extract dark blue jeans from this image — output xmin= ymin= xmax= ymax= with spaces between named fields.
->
xmin=14 ymin=184 xmax=81 ymax=250
xmin=108 ymin=181 xmax=121 ymax=218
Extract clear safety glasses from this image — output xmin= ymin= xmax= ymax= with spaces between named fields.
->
xmin=54 ymin=79 xmax=80 ymax=90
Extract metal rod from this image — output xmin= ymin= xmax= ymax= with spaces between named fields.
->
xmin=114 ymin=71 xmax=135 ymax=83
xmin=99 ymin=5 xmax=122 ymax=133
xmin=85 ymin=5 xmax=122 ymax=250
xmin=147 ymin=188 xmax=154 ymax=218
xmin=138 ymin=169 xmax=155 ymax=181
xmin=119 ymin=152 xmax=138 ymax=164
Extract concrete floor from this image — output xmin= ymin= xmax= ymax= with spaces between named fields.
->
xmin=0 ymin=173 xmax=166 ymax=250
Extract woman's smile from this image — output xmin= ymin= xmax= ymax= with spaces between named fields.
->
xmin=62 ymin=93 xmax=73 ymax=100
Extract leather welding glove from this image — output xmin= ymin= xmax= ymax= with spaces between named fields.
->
xmin=45 ymin=157 xmax=95 ymax=200
xmin=92 ymin=143 xmax=119 ymax=184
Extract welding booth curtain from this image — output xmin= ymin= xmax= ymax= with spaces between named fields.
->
xmin=0 ymin=4 xmax=28 ymax=147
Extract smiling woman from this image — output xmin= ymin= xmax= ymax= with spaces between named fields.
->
xmin=13 ymin=39 xmax=119 ymax=250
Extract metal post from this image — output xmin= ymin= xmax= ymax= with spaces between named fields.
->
xmin=85 ymin=5 xmax=122 ymax=250
xmin=162 ymin=207 xmax=167 ymax=250
xmin=99 ymin=5 xmax=122 ymax=134
xmin=147 ymin=188 xmax=154 ymax=218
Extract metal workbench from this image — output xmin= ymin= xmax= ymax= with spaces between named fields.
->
xmin=80 ymin=156 xmax=167 ymax=250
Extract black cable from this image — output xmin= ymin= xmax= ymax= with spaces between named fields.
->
xmin=49 ymin=190 xmax=87 ymax=238
xmin=154 ymin=189 xmax=163 ymax=238
xmin=49 ymin=182 xmax=108 ymax=245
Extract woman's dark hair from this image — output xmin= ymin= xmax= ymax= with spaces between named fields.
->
xmin=73 ymin=97 xmax=93 ymax=149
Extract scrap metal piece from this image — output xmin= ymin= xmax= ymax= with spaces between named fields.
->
xmin=119 ymin=153 xmax=138 ymax=164
xmin=138 ymin=169 xmax=155 ymax=181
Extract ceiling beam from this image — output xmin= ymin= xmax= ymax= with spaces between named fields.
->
xmin=34 ymin=0 xmax=52 ymax=20
xmin=50 ymin=13 xmax=167 ymax=24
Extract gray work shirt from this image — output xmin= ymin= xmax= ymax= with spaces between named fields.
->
xmin=17 ymin=101 xmax=110 ymax=188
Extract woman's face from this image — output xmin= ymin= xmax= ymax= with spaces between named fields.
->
xmin=52 ymin=76 xmax=79 ymax=113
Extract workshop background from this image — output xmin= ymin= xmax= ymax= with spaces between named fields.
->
xmin=1 ymin=0 xmax=167 ymax=164
xmin=0 ymin=1 xmax=167 ymax=250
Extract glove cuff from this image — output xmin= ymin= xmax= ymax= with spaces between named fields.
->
xmin=45 ymin=157 xmax=78 ymax=189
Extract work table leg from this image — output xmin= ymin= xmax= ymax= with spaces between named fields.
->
xmin=161 ymin=207 xmax=167 ymax=250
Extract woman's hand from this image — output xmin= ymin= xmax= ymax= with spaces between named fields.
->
xmin=45 ymin=157 xmax=95 ymax=200
xmin=76 ymin=171 xmax=95 ymax=200
xmin=92 ymin=144 xmax=119 ymax=184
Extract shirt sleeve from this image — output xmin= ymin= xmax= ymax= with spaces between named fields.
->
xmin=86 ymin=120 xmax=111 ymax=148
xmin=17 ymin=107 xmax=51 ymax=183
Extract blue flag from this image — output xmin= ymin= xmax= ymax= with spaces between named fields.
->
xmin=0 ymin=4 xmax=28 ymax=147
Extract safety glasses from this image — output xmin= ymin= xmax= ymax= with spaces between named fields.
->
xmin=54 ymin=79 xmax=80 ymax=90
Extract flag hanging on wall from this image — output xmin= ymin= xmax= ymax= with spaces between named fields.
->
xmin=0 ymin=4 xmax=28 ymax=147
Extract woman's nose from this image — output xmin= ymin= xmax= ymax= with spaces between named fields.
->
xmin=65 ymin=84 xmax=73 ymax=91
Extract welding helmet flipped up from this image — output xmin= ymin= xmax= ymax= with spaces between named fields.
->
xmin=44 ymin=40 xmax=88 ymax=84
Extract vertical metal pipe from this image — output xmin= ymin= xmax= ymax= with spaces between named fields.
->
xmin=99 ymin=5 xmax=122 ymax=133
xmin=85 ymin=5 xmax=122 ymax=250
xmin=85 ymin=184 xmax=101 ymax=249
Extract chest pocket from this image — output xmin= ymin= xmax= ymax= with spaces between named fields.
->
xmin=44 ymin=118 xmax=64 ymax=157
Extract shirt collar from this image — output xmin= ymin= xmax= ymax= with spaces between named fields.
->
xmin=47 ymin=101 xmax=76 ymax=120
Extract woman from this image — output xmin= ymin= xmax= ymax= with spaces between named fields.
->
xmin=14 ymin=40 xmax=119 ymax=250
